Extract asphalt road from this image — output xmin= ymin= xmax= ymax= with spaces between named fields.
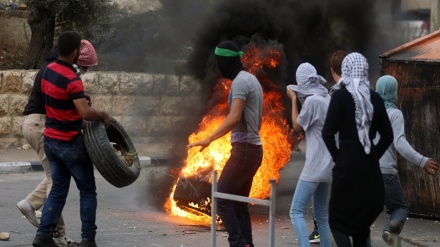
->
xmin=1 ymin=152 xmax=439 ymax=247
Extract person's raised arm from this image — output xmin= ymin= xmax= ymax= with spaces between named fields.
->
xmin=286 ymin=87 xmax=302 ymax=132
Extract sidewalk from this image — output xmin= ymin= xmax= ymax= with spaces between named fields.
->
xmin=0 ymin=143 xmax=172 ymax=174
xmin=0 ymin=141 xmax=305 ymax=174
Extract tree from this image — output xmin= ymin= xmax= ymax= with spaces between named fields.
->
xmin=23 ymin=0 xmax=122 ymax=69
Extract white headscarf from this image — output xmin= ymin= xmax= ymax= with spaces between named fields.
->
xmin=341 ymin=52 xmax=374 ymax=154
xmin=288 ymin=62 xmax=327 ymax=98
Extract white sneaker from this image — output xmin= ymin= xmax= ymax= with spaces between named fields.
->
xmin=16 ymin=199 xmax=39 ymax=227
xmin=53 ymin=235 xmax=77 ymax=246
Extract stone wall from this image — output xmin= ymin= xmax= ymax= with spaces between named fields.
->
xmin=0 ymin=10 xmax=30 ymax=54
xmin=0 ymin=70 xmax=205 ymax=153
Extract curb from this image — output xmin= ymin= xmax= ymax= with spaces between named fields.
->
xmin=0 ymin=162 xmax=32 ymax=174
xmin=0 ymin=155 xmax=168 ymax=174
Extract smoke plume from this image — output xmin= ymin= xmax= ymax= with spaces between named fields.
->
xmin=116 ymin=0 xmax=391 ymax=209
xmin=188 ymin=0 xmax=380 ymax=83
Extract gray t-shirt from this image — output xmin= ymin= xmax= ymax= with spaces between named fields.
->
xmin=373 ymin=108 xmax=428 ymax=175
xmin=297 ymin=94 xmax=333 ymax=183
xmin=229 ymin=71 xmax=263 ymax=145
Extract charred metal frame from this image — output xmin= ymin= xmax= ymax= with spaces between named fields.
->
xmin=210 ymin=170 xmax=276 ymax=247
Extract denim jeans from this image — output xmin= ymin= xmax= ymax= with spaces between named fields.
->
xmin=366 ymin=174 xmax=409 ymax=247
xmin=37 ymin=134 xmax=97 ymax=241
xmin=382 ymin=174 xmax=408 ymax=233
xmin=217 ymin=143 xmax=263 ymax=247
xmin=290 ymin=179 xmax=331 ymax=247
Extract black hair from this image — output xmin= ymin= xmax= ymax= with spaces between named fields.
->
xmin=57 ymin=31 xmax=81 ymax=57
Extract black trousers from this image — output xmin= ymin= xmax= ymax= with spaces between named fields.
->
xmin=217 ymin=143 xmax=263 ymax=247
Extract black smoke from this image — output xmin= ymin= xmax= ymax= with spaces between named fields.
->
xmin=188 ymin=0 xmax=379 ymax=83
xmin=119 ymin=0 xmax=386 ymax=210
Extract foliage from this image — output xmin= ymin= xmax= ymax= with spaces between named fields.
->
xmin=23 ymin=0 xmax=123 ymax=58
xmin=55 ymin=0 xmax=123 ymax=47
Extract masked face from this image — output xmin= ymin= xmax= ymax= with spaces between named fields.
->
xmin=216 ymin=56 xmax=230 ymax=78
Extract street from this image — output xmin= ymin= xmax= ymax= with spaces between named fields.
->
xmin=1 ymin=152 xmax=439 ymax=246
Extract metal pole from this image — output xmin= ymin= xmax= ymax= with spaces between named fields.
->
xmin=210 ymin=170 xmax=276 ymax=247
xmin=268 ymin=179 xmax=276 ymax=247
xmin=211 ymin=170 xmax=218 ymax=247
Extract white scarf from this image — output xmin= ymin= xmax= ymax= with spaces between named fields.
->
xmin=341 ymin=53 xmax=374 ymax=154
xmin=288 ymin=62 xmax=328 ymax=98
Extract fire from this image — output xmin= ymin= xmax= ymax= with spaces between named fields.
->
xmin=166 ymin=42 xmax=297 ymax=223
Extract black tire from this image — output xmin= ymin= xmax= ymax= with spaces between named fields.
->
xmin=83 ymin=117 xmax=140 ymax=188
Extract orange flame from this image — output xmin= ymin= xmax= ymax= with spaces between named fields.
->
xmin=166 ymin=43 xmax=296 ymax=223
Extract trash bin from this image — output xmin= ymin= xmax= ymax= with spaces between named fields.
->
xmin=379 ymin=30 xmax=440 ymax=219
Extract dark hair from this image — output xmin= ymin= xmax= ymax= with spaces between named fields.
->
xmin=57 ymin=31 xmax=81 ymax=57
xmin=330 ymin=50 xmax=348 ymax=76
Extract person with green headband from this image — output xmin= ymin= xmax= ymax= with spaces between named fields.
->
xmin=187 ymin=40 xmax=263 ymax=247
xmin=372 ymin=75 xmax=439 ymax=246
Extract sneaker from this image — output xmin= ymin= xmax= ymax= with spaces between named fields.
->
xmin=54 ymin=235 xmax=77 ymax=246
xmin=309 ymin=229 xmax=320 ymax=244
xmin=17 ymin=199 xmax=39 ymax=227
xmin=382 ymin=231 xmax=393 ymax=245
xmin=32 ymin=234 xmax=59 ymax=247
xmin=77 ymin=240 xmax=97 ymax=247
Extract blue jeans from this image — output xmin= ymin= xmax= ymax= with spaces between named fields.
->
xmin=290 ymin=180 xmax=331 ymax=247
xmin=217 ymin=143 xmax=263 ymax=247
xmin=37 ymin=134 xmax=97 ymax=241
xmin=366 ymin=174 xmax=408 ymax=247
xmin=382 ymin=174 xmax=408 ymax=233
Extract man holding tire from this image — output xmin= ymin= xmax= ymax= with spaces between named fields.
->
xmin=32 ymin=31 xmax=111 ymax=247
xmin=19 ymin=39 xmax=100 ymax=246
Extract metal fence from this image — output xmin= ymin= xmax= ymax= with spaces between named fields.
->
xmin=210 ymin=170 xmax=277 ymax=247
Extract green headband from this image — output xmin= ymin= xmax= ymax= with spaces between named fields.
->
xmin=215 ymin=47 xmax=244 ymax=57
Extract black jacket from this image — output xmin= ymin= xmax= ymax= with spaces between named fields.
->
xmin=23 ymin=49 xmax=59 ymax=115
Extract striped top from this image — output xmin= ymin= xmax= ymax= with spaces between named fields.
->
xmin=41 ymin=59 xmax=85 ymax=141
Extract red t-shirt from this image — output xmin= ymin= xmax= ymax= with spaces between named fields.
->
xmin=41 ymin=59 xmax=85 ymax=141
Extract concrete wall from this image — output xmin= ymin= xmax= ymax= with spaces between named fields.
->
xmin=0 ymin=70 xmax=204 ymax=151
xmin=0 ymin=10 xmax=30 ymax=54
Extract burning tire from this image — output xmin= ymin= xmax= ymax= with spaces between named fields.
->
xmin=83 ymin=117 xmax=140 ymax=188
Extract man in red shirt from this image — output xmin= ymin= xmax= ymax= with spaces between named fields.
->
xmin=18 ymin=39 xmax=100 ymax=246
xmin=32 ymin=31 xmax=111 ymax=247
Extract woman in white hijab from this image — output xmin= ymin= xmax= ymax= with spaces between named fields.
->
xmin=322 ymin=53 xmax=393 ymax=247
xmin=287 ymin=62 xmax=333 ymax=247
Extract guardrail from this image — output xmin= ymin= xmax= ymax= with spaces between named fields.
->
xmin=210 ymin=170 xmax=277 ymax=247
